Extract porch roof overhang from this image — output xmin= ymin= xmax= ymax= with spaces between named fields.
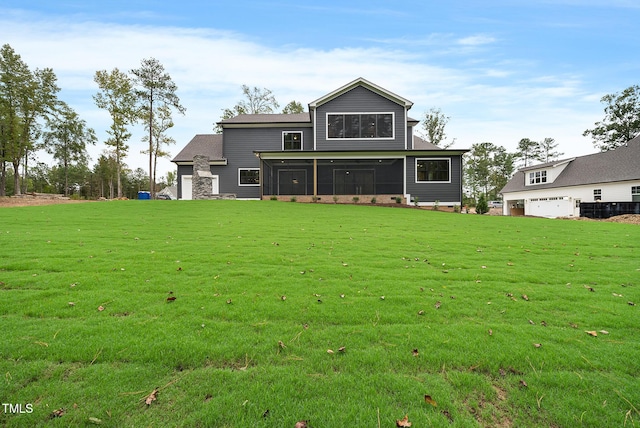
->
xmin=255 ymin=149 xmax=468 ymax=160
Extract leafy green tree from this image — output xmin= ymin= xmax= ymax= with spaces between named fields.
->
xmin=130 ymin=58 xmax=185 ymax=198
xmin=539 ymin=137 xmax=564 ymax=162
xmin=43 ymin=103 xmax=96 ymax=196
xmin=93 ymin=68 xmax=138 ymax=198
xmin=282 ymin=100 xmax=304 ymax=114
xmin=215 ymin=85 xmax=280 ymax=132
xmin=93 ymin=152 xmax=119 ymax=198
xmin=491 ymin=148 xmax=515 ymax=196
xmin=141 ymin=103 xmax=175 ymax=195
xmin=165 ymin=170 xmax=176 ymax=187
xmin=49 ymin=161 xmax=91 ymax=197
xmin=465 ymin=142 xmax=515 ymax=202
xmin=515 ymin=138 xmax=543 ymax=167
xmin=583 ymin=85 xmax=640 ymax=151
xmin=421 ymin=107 xmax=453 ymax=148
xmin=475 ymin=193 xmax=489 ymax=214
xmin=0 ymin=44 xmax=59 ymax=195
xmin=28 ymin=162 xmax=53 ymax=193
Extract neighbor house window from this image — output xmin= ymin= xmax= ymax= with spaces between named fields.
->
xmin=528 ymin=170 xmax=547 ymax=184
xmin=593 ymin=189 xmax=602 ymax=200
xmin=283 ymin=131 xmax=303 ymax=150
xmin=327 ymin=113 xmax=393 ymax=139
xmin=416 ymin=158 xmax=450 ymax=182
xmin=239 ymin=168 xmax=260 ymax=186
xmin=632 ymin=186 xmax=640 ymax=202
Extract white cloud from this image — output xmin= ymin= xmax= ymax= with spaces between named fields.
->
xmin=0 ymin=11 xmax=605 ymax=177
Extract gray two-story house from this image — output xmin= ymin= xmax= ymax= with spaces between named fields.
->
xmin=172 ymin=78 xmax=467 ymax=206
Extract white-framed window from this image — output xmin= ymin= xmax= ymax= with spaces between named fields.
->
xmin=327 ymin=112 xmax=394 ymax=139
xmin=528 ymin=170 xmax=547 ymax=184
xmin=282 ymin=131 xmax=303 ymax=151
xmin=415 ymin=158 xmax=451 ymax=183
xmin=632 ymin=186 xmax=640 ymax=202
xmin=593 ymin=189 xmax=602 ymax=201
xmin=238 ymin=168 xmax=260 ymax=186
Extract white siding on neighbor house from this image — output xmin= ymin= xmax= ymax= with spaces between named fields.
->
xmin=502 ymin=179 xmax=640 ymax=217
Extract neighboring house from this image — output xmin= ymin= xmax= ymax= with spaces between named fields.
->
xmin=172 ymin=78 xmax=468 ymax=205
xmin=156 ymin=186 xmax=177 ymax=200
xmin=500 ymin=135 xmax=640 ymax=218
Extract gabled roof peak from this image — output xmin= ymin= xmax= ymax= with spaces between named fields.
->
xmin=308 ymin=77 xmax=413 ymax=109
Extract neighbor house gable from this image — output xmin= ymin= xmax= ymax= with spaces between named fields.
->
xmin=502 ymin=135 xmax=640 ymax=194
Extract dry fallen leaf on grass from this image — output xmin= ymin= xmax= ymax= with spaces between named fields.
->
xmin=294 ymin=421 xmax=308 ymax=428
xmin=424 ymin=394 xmax=437 ymax=407
xmin=49 ymin=408 xmax=65 ymax=419
xmin=519 ymin=380 xmax=528 ymax=388
xmin=396 ymin=414 xmax=412 ymax=427
xmin=278 ymin=340 xmax=286 ymax=349
xmin=327 ymin=349 xmax=334 ymax=354
xmin=412 ymin=348 xmax=419 ymax=357
xmin=97 ymin=306 xmax=105 ymax=311
xmin=586 ymin=330 xmax=598 ymax=337
xmin=145 ymin=388 xmax=159 ymax=405
xmin=599 ymin=330 xmax=609 ymax=335
xmin=434 ymin=301 xmax=441 ymax=309
xmin=166 ymin=296 xmax=176 ymax=302
xmin=338 ymin=346 xmax=346 ymax=353
xmin=533 ymin=343 xmax=542 ymax=348
xmin=522 ymin=294 xmax=529 ymax=301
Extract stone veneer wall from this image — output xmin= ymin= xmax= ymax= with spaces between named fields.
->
xmin=192 ymin=155 xmax=212 ymax=200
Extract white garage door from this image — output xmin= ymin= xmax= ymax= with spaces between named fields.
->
xmin=527 ymin=197 xmax=571 ymax=218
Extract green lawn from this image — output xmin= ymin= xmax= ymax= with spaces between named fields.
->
xmin=0 ymin=200 xmax=638 ymax=427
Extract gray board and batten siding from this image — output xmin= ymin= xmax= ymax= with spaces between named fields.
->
xmin=314 ymin=86 xmax=408 ymax=151
xmin=405 ymin=154 xmax=465 ymax=203
xmin=221 ymin=126 xmax=314 ymax=198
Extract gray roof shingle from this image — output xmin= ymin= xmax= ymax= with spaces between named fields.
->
xmin=171 ymin=134 xmax=224 ymax=162
xmin=219 ymin=113 xmax=311 ymax=125
xmin=501 ymin=135 xmax=640 ymax=193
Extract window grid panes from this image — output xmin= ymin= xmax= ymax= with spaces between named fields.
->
xmin=327 ymin=113 xmax=393 ymax=139
xmin=239 ymin=169 xmax=260 ymax=186
xmin=283 ymin=132 xmax=302 ymax=150
xmin=416 ymin=159 xmax=450 ymax=182
xmin=593 ymin=189 xmax=602 ymax=200
xmin=529 ymin=170 xmax=547 ymax=184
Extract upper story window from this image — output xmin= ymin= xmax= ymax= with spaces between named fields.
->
xmin=528 ymin=170 xmax=547 ymax=184
xmin=593 ymin=188 xmax=602 ymax=200
xmin=416 ymin=158 xmax=451 ymax=183
xmin=327 ymin=113 xmax=393 ymax=139
xmin=283 ymin=131 xmax=302 ymax=150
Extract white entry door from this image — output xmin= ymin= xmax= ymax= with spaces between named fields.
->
xmin=181 ymin=175 xmax=192 ymax=200
xmin=212 ymin=175 xmax=219 ymax=194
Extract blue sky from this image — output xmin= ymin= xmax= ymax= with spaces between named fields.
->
xmin=1 ymin=0 xmax=639 ymax=178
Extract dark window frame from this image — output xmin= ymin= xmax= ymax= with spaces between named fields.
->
xmin=327 ymin=112 xmax=394 ymax=139
xmin=239 ymin=168 xmax=260 ymax=186
xmin=415 ymin=158 xmax=451 ymax=183
xmin=282 ymin=131 xmax=303 ymax=151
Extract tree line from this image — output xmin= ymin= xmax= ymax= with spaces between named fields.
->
xmin=421 ymin=85 xmax=640 ymax=206
xmin=2 ymin=41 xmax=638 ymax=200
xmin=0 ymin=44 xmax=184 ymax=198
